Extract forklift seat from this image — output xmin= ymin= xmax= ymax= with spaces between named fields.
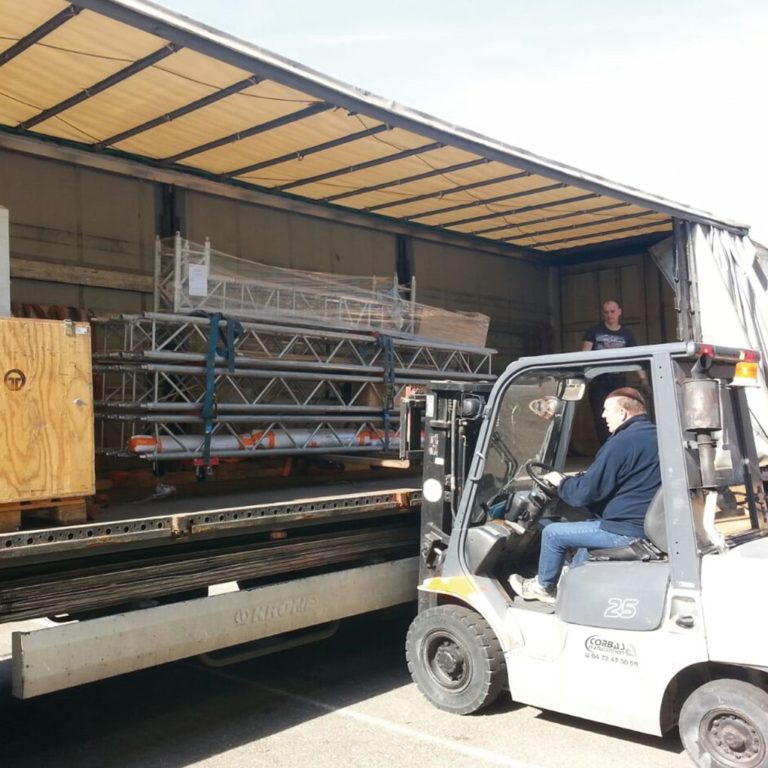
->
xmin=587 ymin=486 xmax=666 ymax=562
xmin=588 ymin=451 xmax=706 ymax=562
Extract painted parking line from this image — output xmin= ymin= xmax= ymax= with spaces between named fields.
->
xmin=202 ymin=666 xmax=545 ymax=768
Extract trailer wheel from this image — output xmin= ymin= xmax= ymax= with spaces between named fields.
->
xmin=679 ymin=679 xmax=768 ymax=768
xmin=405 ymin=605 xmax=505 ymax=715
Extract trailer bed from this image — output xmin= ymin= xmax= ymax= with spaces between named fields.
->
xmin=0 ymin=475 xmax=421 ymax=570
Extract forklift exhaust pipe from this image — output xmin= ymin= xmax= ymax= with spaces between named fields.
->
xmin=682 ymin=360 xmax=721 ymax=489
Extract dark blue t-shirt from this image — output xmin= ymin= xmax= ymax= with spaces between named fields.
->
xmin=558 ymin=414 xmax=660 ymax=537
xmin=583 ymin=323 xmax=636 ymax=350
xmin=583 ymin=323 xmax=637 ymax=392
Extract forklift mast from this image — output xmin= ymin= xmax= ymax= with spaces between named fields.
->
xmin=403 ymin=381 xmax=492 ymax=610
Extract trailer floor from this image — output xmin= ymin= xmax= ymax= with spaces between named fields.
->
xmin=0 ymin=471 xmax=422 ymax=572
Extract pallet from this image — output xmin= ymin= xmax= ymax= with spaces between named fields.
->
xmin=0 ymin=497 xmax=88 ymax=533
xmin=715 ymin=513 xmax=752 ymax=536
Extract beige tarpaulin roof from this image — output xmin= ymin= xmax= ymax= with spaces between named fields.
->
xmin=0 ymin=0 xmax=749 ymax=256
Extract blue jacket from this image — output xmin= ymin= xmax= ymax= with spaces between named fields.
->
xmin=558 ymin=415 xmax=660 ymax=537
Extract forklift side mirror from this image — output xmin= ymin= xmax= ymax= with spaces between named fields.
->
xmin=461 ymin=396 xmax=484 ymax=418
xmin=560 ymin=379 xmax=586 ymax=401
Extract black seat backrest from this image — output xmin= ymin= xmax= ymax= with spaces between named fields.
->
xmin=643 ymin=486 xmax=666 ymax=553
xmin=644 ymin=450 xmax=703 ymax=555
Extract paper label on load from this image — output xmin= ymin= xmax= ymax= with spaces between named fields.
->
xmin=188 ymin=264 xmax=209 ymax=297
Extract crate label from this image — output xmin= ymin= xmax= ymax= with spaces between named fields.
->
xmin=3 ymin=368 xmax=26 ymax=392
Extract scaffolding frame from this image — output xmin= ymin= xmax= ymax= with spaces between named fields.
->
xmin=153 ymin=235 xmax=490 ymax=348
xmin=154 ymin=235 xmax=419 ymax=336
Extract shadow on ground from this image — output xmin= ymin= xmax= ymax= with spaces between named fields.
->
xmin=1 ymin=605 xmax=416 ymax=768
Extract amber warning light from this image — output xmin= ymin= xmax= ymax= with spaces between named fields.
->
xmin=732 ymin=361 xmax=760 ymax=387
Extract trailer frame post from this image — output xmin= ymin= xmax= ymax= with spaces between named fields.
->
xmin=672 ymin=218 xmax=701 ymax=341
xmin=0 ymin=206 xmax=10 ymax=316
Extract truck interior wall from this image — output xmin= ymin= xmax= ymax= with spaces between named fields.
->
xmin=7 ymin=278 xmax=149 ymax=316
xmin=183 ymin=189 xmax=395 ymax=277
xmin=411 ymin=239 xmax=552 ymax=371
xmin=0 ymin=150 xmax=155 ymax=315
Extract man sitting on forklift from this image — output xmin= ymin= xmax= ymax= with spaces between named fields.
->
xmin=509 ymin=386 xmax=661 ymax=604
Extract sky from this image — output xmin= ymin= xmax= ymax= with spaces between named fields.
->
xmin=158 ymin=0 xmax=767 ymax=244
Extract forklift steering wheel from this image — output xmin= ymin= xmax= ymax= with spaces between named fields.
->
xmin=525 ymin=460 xmax=561 ymax=496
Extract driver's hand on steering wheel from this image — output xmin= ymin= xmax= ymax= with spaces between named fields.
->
xmin=542 ymin=471 xmax=564 ymax=488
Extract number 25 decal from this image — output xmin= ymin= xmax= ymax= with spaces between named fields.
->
xmin=604 ymin=598 xmax=638 ymax=619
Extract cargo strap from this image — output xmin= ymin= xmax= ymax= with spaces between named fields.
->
xmin=376 ymin=333 xmax=395 ymax=451
xmin=199 ymin=313 xmax=243 ymax=478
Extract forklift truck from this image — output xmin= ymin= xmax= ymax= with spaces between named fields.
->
xmin=406 ymin=342 xmax=768 ymax=768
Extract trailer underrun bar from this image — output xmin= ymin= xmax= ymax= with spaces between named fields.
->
xmin=12 ymin=557 xmax=420 ymax=698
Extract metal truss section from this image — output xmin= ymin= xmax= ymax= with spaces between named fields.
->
xmin=94 ymin=311 xmax=494 ymax=461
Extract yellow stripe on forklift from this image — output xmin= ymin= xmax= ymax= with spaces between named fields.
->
xmin=419 ymin=575 xmax=477 ymax=598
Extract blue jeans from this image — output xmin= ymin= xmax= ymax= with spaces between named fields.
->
xmin=537 ymin=520 xmax=635 ymax=590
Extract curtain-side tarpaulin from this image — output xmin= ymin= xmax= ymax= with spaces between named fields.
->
xmin=689 ymin=224 xmax=768 ymax=464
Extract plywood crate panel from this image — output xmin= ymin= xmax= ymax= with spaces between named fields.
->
xmin=0 ymin=317 xmax=94 ymax=503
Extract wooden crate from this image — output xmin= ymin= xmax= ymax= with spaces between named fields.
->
xmin=0 ymin=317 xmax=94 ymax=504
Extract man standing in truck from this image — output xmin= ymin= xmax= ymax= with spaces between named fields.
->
xmin=581 ymin=300 xmax=636 ymax=444
xmin=508 ymin=386 xmax=660 ymax=604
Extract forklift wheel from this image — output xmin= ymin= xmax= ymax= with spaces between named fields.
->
xmin=405 ymin=605 xmax=505 ymax=715
xmin=679 ymin=678 xmax=768 ymax=768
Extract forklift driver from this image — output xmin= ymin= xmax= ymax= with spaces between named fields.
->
xmin=509 ymin=387 xmax=661 ymax=604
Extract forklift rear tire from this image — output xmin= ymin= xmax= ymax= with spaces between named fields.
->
xmin=679 ymin=678 xmax=768 ymax=768
xmin=405 ymin=604 xmax=505 ymax=715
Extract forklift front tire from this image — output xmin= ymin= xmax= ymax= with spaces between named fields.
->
xmin=406 ymin=605 xmax=505 ymax=715
xmin=679 ymin=678 xmax=768 ymax=768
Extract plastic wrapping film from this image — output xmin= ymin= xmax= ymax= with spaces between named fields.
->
xmin=155 ymin=235 xmax=490 ymax=348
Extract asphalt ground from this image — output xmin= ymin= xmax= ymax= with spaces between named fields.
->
xmin=0 ymin=606 xmax=691 ymax=768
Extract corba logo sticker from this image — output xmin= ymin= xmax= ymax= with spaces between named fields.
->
xmin=585 ymin=635 xmax=637 ymax=658
xmin=4 ymin=369 xmax=26 ymax=392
